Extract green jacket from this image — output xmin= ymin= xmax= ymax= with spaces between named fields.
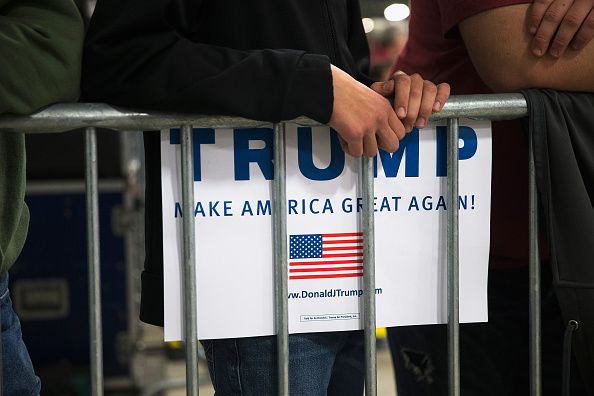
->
xmin=0 ymin=0 xmax=83 ymax=274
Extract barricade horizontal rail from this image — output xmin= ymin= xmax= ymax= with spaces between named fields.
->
xmin=0 ymin=94 xmax=527 ymax=133
xmin=0 ymin=93 xmax=540 ymax=396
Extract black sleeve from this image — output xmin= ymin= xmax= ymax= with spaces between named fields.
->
xmin=347 ymin=0 xmax=374 ymax=86
xmin=82 ymin=0 xmax=333 ymax=123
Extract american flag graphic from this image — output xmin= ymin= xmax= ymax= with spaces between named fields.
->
xmin=289 ymin=232 xmax=364 ymax=280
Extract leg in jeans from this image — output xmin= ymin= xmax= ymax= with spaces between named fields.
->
xmin=327 ymin=331 xmax=364 ymax=396
xmin=0 ymin=273 xmax=41 ymax=396
xmin=202 ymin=330 xmax=364 ymax=396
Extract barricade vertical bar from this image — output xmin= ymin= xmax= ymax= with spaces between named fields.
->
xmin=528 ymin=130 xmax=542 ymax=396
xmin=361 ymin=156 xmax=377 ymax=396
xmin=0 ymin=291 xmax=2 ymax=396
xmin=119 ymin=132 xmax=145 ymax=349
xmin=181 ymin=125 xmax=199 ymax=396
xmin=85 ymin=127 xmax=103 ymax=396
xmin=273 ymin=123 xmax=289 ymax=396
xmin=447 ymin=118 xmax=460 ymax=396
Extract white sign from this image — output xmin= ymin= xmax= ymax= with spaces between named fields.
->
xmin=161 ymin=122 xmax=492 ymax=341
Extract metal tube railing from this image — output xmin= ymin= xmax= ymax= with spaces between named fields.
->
xmin=272 ymin=123 xmax=290 ymax=395
xmin=529 ymin=127 xmax=542 ymax=396
xmin=0 ymin=94 xmax=537 ymax=396
xmin=0 ymin=94 xmax=527 ymax=133
xmin=361 ymin=157 xmax=377 ymax=394
xmin=85 ymin=126 xmax=104 ymax=396
xmin=447 ymin=118 xmax=460 ymax=396
xmin=181 ymin=125 xmax=199 ymax=396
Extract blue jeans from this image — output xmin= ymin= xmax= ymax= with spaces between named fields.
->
xmin=202 ymin=330 xmax=364 ymax=395
xmin=0 ymin=274 xmax=41 ymax=396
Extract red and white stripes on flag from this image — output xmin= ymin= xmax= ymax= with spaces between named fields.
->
xmin=288 ymin=232 xmax=364 ymax=280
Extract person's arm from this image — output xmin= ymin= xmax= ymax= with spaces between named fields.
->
xmin=84 ymin=0 xmax=450 ymax=157
xmin=0 ymin=0 xmax=83 ymax=115
xmin=83 ymin=0 xmax=336 ymax=123
xmin=84 ymin=0 xmax=406 ymax=156
xmin=459 ymin=3 xmax=594 ymax=92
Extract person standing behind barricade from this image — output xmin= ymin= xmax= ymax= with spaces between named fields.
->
xmin=82 ymin=0 xmax=450 ymax=394
xmin=0 ymin=0 xmax=84 ymax=394
xmin=386 ymin=1 xmax=594 ymax=395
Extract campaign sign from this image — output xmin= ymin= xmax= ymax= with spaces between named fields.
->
xmin=161 ymin=121 xmax=492 ymax=340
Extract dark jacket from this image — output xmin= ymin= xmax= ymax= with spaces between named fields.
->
xmin=82 ymin=0 xmax=373 ymax=325
xmin=524 ymin=89 xmax=594 ymax=396
xmin=0 ymin=0 xmax=83 ymax=275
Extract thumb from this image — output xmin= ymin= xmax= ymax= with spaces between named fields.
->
xmin=370 ymin=79 xmax=395 ymax=96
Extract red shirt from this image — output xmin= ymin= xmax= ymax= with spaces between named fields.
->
xmin=395 ymin=0 xmax=533 ymax=268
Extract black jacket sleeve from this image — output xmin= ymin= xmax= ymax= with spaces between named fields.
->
xmin=82 ymin=0 xmax=333 ymax=123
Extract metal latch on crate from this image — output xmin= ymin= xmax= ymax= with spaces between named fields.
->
xmin=13 ymin=279 xmax=69 ymax=320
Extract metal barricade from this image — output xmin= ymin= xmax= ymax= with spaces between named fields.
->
xmin=0 ymin=93 xmax=540 ymax=396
